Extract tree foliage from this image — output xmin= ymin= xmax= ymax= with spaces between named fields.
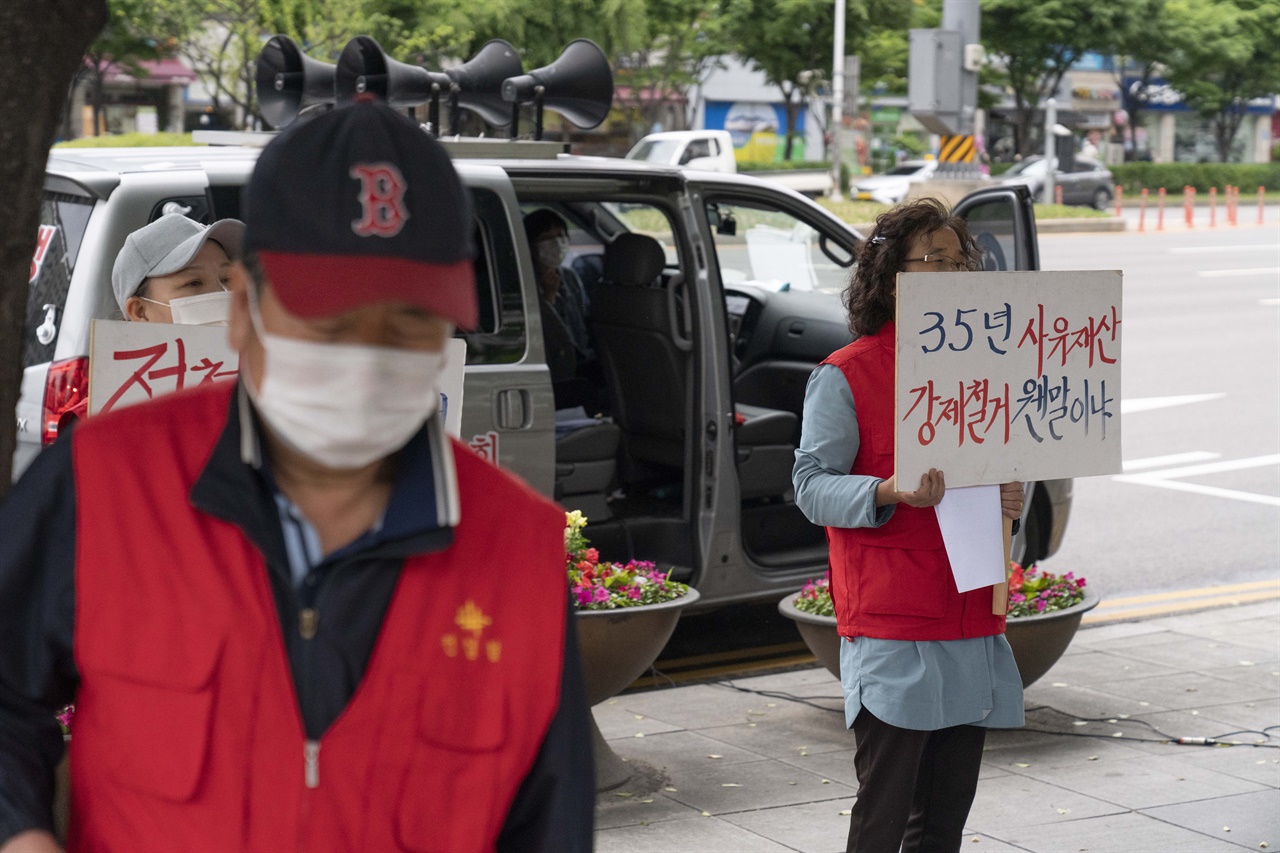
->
xmin=720 ymin=0 xmax=865 ymax=160
xmin=83 ymin=0 xmax=170 ymax=134
xmin=1161 ymin=0 xmax=1280 ymax=161
xmin=612 ymin=0 xmax=727 ymax=140
xmin=982 ymin=0 xmax=1140 ymax=156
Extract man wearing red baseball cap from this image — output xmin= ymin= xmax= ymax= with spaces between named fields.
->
xmin=0 ymin=100 xmax=593 ymax=852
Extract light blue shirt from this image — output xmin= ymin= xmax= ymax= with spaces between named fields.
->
xmin=794 ymin=364 xmax=1024 ymax=731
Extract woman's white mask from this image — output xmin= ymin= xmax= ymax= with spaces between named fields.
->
xmin=139 ymin=290 xmax=233 ymax=326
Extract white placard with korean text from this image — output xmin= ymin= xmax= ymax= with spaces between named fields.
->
xmin=894 ymin=270 xmax=1123 ymax=488
xmin=88 ymin=320 xmax=239 ymax=416
xmin=88 ymin=321 xmax=467 ymax=438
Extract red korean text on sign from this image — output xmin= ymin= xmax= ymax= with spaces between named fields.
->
xmin=1016 ymin=304 xmax=1121 ymax=378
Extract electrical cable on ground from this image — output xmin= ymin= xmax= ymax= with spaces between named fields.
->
xmin=705 ymin=683 xmax=1280 ymax=748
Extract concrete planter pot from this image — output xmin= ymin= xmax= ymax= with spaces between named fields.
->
xmin=576 ymin=587 xmax=700 ymax=790
xmin=1004 ymin=587 xmax=1100 ymax=686
xmin=776 ymin=594 xmax=842 ymax=680
xmin=778 ymin=587 xmax=1101 ymax=688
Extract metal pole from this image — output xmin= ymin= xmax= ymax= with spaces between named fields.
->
xmin=830 ymin=0 xmax=846 ymax=200
xmin=1043 ymin=97 xmax=1056 ymax=205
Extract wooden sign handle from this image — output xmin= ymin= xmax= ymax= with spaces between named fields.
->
xmin=992 ymin=514 xmax=1013 ymax=615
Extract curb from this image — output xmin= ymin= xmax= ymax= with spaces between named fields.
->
xmin=848 ymin=217 xmax=1129 ymax=236
xmin=1036 ymin=216 xmax=1127 ymax=233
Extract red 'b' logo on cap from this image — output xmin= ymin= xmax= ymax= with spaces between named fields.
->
xmin=350 ymin=163 xmax=409 ymax=238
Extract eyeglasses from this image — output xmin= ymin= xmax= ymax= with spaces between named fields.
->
xmin=902 ymin=254 xmax=977 ymax=272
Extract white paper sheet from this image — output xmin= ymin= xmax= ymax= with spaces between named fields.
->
xmin=934 ymin=484 xmax=1006 ymax=593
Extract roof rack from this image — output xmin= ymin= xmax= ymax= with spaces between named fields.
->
xmin=192 ymin=129 xmax=567 ymax=160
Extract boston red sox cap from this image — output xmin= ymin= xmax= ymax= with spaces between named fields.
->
xmin=242 ymin=99 xmax=478 ymax=329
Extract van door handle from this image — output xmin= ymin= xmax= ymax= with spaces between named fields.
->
xmin=496 ymin=389 xmax=531 ymax=429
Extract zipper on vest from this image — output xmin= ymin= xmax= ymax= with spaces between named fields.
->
xmin=304 ymin=739 xmax=321 ymax=788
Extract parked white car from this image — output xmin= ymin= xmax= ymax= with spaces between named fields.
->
xmin=625 ymin=130 xmax=737 ymax=174
xmin=851 ymin=159 xmax=938 ymax=204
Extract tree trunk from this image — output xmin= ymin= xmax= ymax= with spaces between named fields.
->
xmin=1214 ymin=110 xmax=1242 ymax=162
xmin=0 ymin=0 xmax=107 ymax=496
xmin=779 ymin=85 xmax=799 ymax=162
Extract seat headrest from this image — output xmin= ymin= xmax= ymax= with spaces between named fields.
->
xmin=603 ymin=233 xmax=666 ymax=287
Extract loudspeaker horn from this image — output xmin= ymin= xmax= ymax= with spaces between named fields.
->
xmin=256 ymin=35 xmax=337 ymax=129
xmin=444 ymin=39 xmax=523 ymax=133
xmin=501 ymin=39 xmax=613 ymax=139
xmin=336 ymin=36 xmax=453 ymax=129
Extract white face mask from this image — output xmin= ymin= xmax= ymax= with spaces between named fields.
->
xmin=535 ymin=236 xmax=570 ymax=271
xmin=245 ymin=297 xmax=447 ymax=469
xmin=138 ymin=289 xmax=232 ymax=326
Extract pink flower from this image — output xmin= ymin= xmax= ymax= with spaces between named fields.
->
xmin=575 ymin=588 xmax=595 ymax=606
xmin=626 ymin=588 xmax=642 ymax=600
xmin=1035 ymin=599 xmax=1047 ymax=612
xmin=593 ymin=588 xmax=609 ymax=603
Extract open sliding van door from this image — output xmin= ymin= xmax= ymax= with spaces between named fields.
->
xmin=953 ymin=185 xmax=1040 ymax=272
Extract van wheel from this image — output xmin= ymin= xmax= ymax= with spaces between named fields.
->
xmin=1092 ymin=188 xmax=1111 ymax=211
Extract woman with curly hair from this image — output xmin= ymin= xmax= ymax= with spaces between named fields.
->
xmin=792 ymin=198 xmax=1026 ymax=853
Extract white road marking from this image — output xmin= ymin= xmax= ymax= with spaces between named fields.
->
xmin=1261 ymin=298 xmax=1280 ymax=306
xmin=1120 ymin=393 xmax=1225 ymax=414
xmin=1122 ymin=451 xmax=1220 ymax=472
xmin=1114 ymin=454 xmax=1280 ymax=507
xmin=1170 ymin=245 xmax=1279 ymax=254
xmin=1198 ymin=267 xmax=1280 ymax=278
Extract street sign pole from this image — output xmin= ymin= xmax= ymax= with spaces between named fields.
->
xmin=830 ymin=0 xmax=846 ymax=200
xmin=1044 ymin=97 xmax=1057 ymax=205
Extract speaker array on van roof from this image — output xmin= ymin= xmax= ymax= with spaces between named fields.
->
xmin=255 ymin=34 xmax=614 ymax=141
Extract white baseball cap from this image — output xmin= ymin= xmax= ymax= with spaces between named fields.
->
xmin=111 ymin=213 xmax=244 ymax=314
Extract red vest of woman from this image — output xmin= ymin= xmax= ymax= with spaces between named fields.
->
xmin=822 ymin=322 xmax=1006 ymax=642
xmin=67 ymin=383 xmax=567 ymax=853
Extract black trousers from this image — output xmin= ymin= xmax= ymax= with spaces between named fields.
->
xmin=846 ymin=707 xmax=987 ymax=853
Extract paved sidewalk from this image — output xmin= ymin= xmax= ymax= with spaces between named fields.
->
xmin=593 ymin=599 xmax=1280 ymax=852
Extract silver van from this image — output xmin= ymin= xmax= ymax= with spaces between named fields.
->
xmin=20 ymin=141 xmax=1070 ymax=607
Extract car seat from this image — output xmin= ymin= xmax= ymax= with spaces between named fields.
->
xmin=592 ymin=233 xmax=797 ymax=499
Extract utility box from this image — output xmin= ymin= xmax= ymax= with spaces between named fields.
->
xmin=909 ymin=29 xmax=963 ymax=135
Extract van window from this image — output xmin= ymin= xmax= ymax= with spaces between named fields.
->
xmin=703 ymin=200 xmax=847 ymax=294
xmin=462 ymin=188 xmax=526 ymax=365
xmin=680 ymin=139 xmax=711 ymax=164
xmin=26 ymin=192 xmax=94 ymax=368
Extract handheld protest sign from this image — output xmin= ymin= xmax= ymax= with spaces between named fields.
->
xmin=89 ymin=320 xmax=468 ymax=436
xmin=88 ymin=320 xmax=240 ymax=415
xmin=439 ymin=337 xmax=466 ymax=438
xmin=894 ymin=270 xmax=1123 ymax=489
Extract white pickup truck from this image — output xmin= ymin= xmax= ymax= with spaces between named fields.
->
xmin=625 ymin=130 xmax=738 ymax=173
xmin=625 ymin=130 xmax=833 ymax=196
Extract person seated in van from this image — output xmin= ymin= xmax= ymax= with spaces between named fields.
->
xmin=112 ymin=213 xmax=244 ymax=325
xmin=523 ymin=209 xmax=593 ymax=360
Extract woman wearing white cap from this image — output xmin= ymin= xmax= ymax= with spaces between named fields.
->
xmin=112 ymin=213 xmax=245 ymax=324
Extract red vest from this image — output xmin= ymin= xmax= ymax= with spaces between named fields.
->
xmin=67 ymin=384 xmax=568 ymax=853
xmin=822 ymin=322 xmax=1005 ymax=641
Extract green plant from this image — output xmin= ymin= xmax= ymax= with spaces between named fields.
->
xmin=565 ymin=511 xmax=689 ymax=610
xmin=792 ymin=573 xmax=834 ymax=617
xmin=738 ymin=160 xmax=831 ymax=172
xmin=1109 ymin=162 xmax=1280 ymax=195
xmin=792 ymin=562 xmax=1087 ymax=619
xmin=56 ymin=132 xmax=197 ymax=148
xmin=1007 ymin=562 xmax=1086 ymax=617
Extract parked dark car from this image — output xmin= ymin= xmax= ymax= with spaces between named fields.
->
xmin=998 ymin=155 xmax=1115 ymax=210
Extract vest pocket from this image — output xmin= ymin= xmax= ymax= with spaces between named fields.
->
xmin=856 ymin=544 xmax=950 ymax=618
xmin=78 ymin=635 xmax=222 ymax=803
xmin=394 ymin=682 xmax=509 ymax=852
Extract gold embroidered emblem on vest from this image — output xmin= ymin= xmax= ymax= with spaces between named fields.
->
xmin=441 ymin=601 xmax=500 ymax=661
